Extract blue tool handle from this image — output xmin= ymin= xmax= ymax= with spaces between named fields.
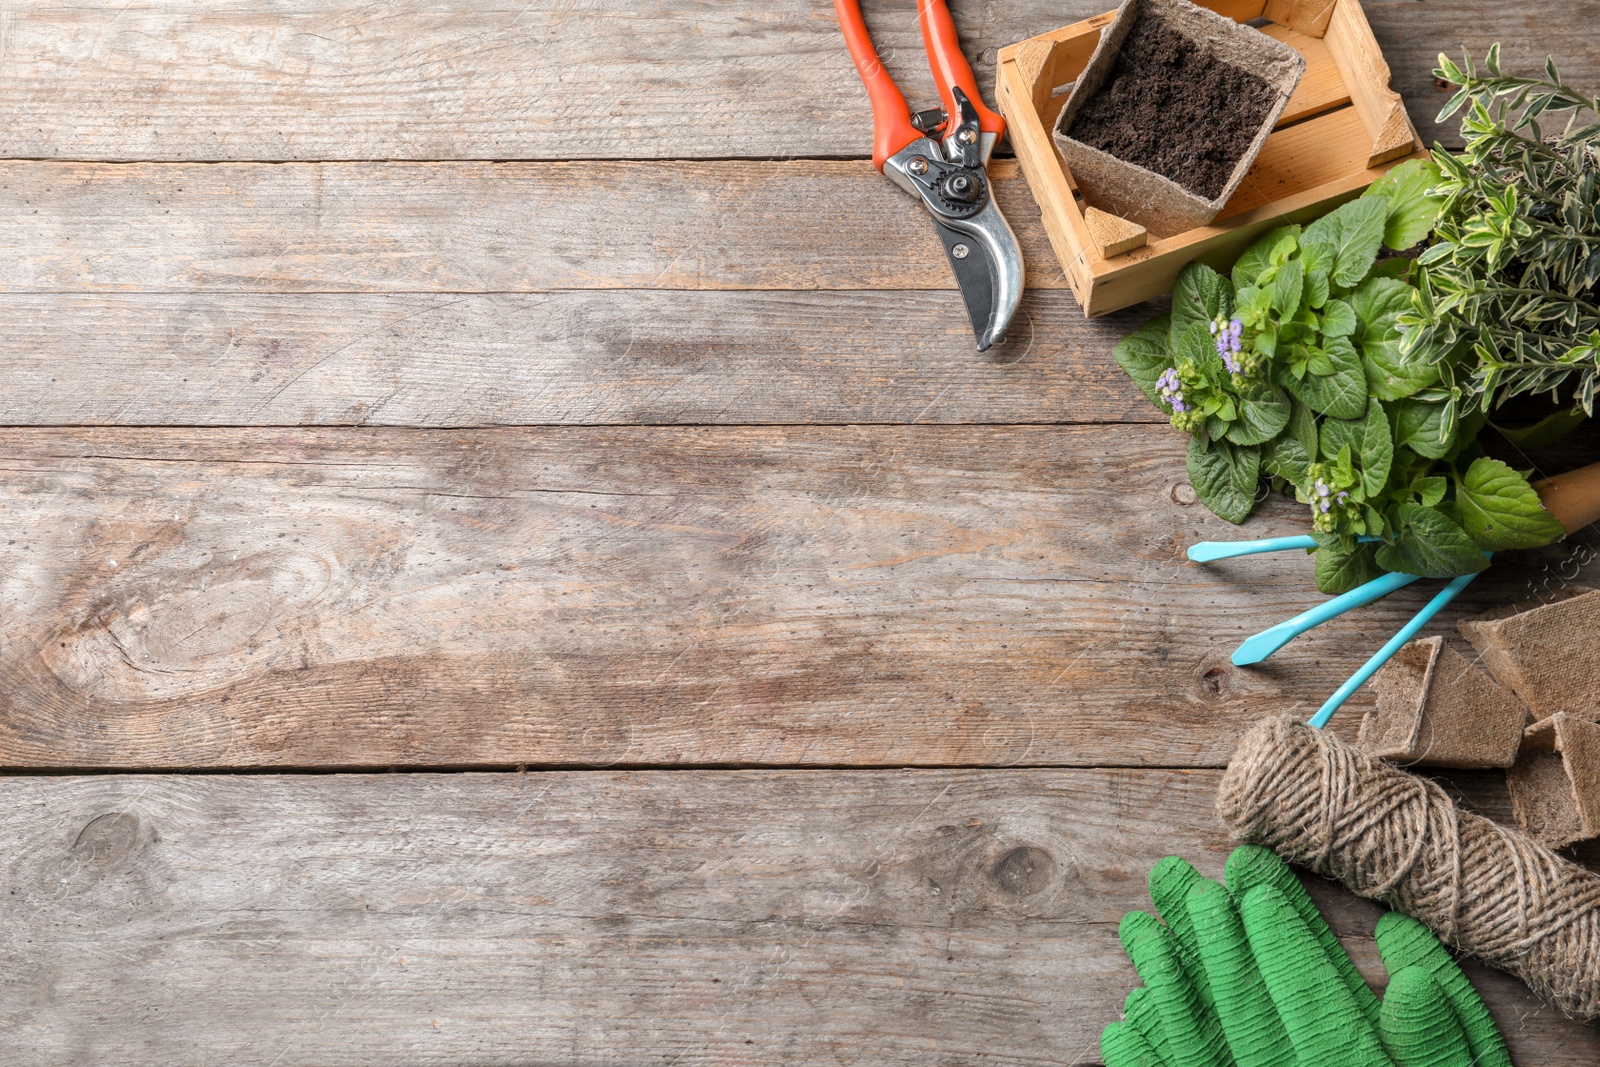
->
xmin=1309 ymin=562 xmax=1488 ymax=728
xmin=1187 ymin=536 xmax=1316 ymax=562
xmin=1187 ymin=535 xmax=1379 ymax=563
xmin=1231 ymin=568 xmax=1420 ymax=665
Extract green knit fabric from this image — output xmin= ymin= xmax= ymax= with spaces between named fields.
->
xmin=1148 ymin=856 xmax=1219 ymax=1015
xmin=1377 ymin=968 xmax=1474 ymax=1067
xmin=1238 ymin=884 xmax=1393 ymax=1066
xmin=1123 ymin=986 xmax=1177 ymax=1067
xmin=1225 ymin=844 xmax=1382 ymax=1026
xmin=1185 ymin=879 xmax=1295 ymax=1067
xmin=1102 ymin=1020 xmax=1167 ymax=1067
xmin=1107 ymin=848 xmax=1511 ymax=1067
xmin=1374 ymin=912 xmax=1512 ymax=1067
xmin=1119 ymin=911 xmax=1231 ymax=1067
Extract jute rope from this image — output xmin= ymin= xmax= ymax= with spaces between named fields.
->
xmin=1217 ymin=715 xmax=1600 ymax=1022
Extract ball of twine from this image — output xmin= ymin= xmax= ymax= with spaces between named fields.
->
xmin=1217 ymin=714 xmax=1600 ymax=1022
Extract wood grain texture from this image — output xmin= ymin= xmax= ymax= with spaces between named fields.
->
xmin=0 ymin=291 xmax=1160 ymax=427
xmin=3 ymin=426 xmax=1595 ymax=771
xmin=0 ymin=768 xmax=1593 ymax=1065
xmin=0 ymin=160 xmax=1074 ymax=292
xmin=0 ymin=159 xmax=1139 ymax=423
xmin=0 ymin=1 xmax=1587 ymax=162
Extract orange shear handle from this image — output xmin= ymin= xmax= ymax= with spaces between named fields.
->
xmin=834 ymin=0 xmax=920 ymax=171
xmin=916 ymin=0 xmax=1005 ymax=141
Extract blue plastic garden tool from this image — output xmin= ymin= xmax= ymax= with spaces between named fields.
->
xmin=1186 ymin=535 xmax=1487 ymax=727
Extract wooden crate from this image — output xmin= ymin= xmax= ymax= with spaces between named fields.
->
xmin=995 ymin=0 xmax=1428 ymax=317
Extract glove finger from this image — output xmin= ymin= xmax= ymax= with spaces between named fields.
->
xmin=1148 ymin=856 xmax=1218 ymax=1015
xmin=1239 ymin=885 xmax=1392 ymax=1067
xmin=1377 ymin=967 xmax=1474 ymax=1067
xmin=1375 ymin=912 xmax=1511 ymax=1067
xmin=1226 ymin=844 xmax=1381 ymax=1025
xmin=1102 ymin=1020 xmax=1166 ymax=1067
xmin=1120 ymin=911 xmax=1231 ymax=1067
xmin=1123 ymin=986 xmax=1177 ymax=1067
xmin=1186 ymin=879 xmax=1295 ymax=1067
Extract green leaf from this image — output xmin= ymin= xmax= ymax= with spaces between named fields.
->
xmin=1226 ymin=388 xmax=1292 ymax=446
xmin=1304 ymin=267 xmax=1330 ymax=309
xmin=1457 ymin=457 xmax=1566 ymax=550
xmin=1113 ymin=314 xmax=1176 ymax=411
xmin=1315 ymin=539 xmax=1384 ymax=594
xmin=1369 ymin=257 xmax=1413 ymax=280
xmin=1376 ymin=504 xmax=1490 ymax=578
xmin=1285 ymin=335 xmax=1366 ymax=418
xmin=1231 ymin=225 xmax=1300 ymax=290
xmin=1272 ymin=258 xmax=1305 ymax=316
xmin=1265 ymin=433 xmax=1311 ymax=484
xmin=1187 ymin=437 xmax=1260 ymax=524
xmin=1319 ymin=398 xmax=1393 ymax=498
xmin=1495 ymin=407 xmax=1587 ymax=448
xmin=1414 ymin=476 xmax=1447 ymax=507
xmin=1352 ymin=277 xmax=1437 ymax=400
xmin=1302 ymin=196 xmax=1388 ymax=289
xmin=1300 ymin=235 xmax=1332 ymax=276
xmin=1175 ymin=319 xmax=1215 ymax=372
xmin=1291 ymin=400 xmax=1318 ymax=458
xmin=1395 ymin=399 xmax=1455 ymax=459
xmin=1443 ymin=408 xmax=1488 ymax=464
xmin=1362 ymin=158 xmax=1446 ymax=250
xmin=1321 ymin=299 xmax=1357 ymax=338
xmin=1236 ymin=283 xmax=1273 ymax=330
xmin=1171 ymin=262 xmax=1232 ymax=349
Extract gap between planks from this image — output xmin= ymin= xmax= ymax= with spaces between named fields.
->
xmin=0 ymin=160 xmax=1063 ymax=292
xmin=3 ymin=424 xmax=1597 ymax=773
xmin=0 ymin=0 xmax=1562 ymax=160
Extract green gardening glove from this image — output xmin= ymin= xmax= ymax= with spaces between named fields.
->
xmin=1101 ymin=846 xmax=1513 ymax=1067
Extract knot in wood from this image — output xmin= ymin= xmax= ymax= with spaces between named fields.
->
xmin=989 ymin=844 xmax=1054 ymax=897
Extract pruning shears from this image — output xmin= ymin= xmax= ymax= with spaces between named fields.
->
xmin=834 ymin=0 xmax=1023 ymax=351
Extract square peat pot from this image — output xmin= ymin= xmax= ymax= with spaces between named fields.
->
xmin=1053 ymin=0 xmax=1306 ymax=238
xmin=996 ymin=0 xmax=1429 ymax=317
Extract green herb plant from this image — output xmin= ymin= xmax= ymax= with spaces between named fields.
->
xmin=1404 ymin=47 xmax=1600 ymax=425
xmin=1116 ymin=161 xmax=1565 ymax=593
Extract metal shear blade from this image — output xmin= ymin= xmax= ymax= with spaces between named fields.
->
xmin=834 ymin=0 xmax=1024 ymax=351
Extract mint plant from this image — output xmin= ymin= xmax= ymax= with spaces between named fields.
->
xmin=1402 ymin=47 xmax=1600 ymax=423
xmin=1116 ymin=160 xmax=1565 ymax=593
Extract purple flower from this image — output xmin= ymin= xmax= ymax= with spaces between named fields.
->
xmin=1214 ymin=316 xmax=1245 ymax=372
xmin=1156 ymin=367 xmax=1188 ymax=415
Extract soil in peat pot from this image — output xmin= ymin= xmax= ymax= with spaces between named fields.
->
xmin=1067 ymin=16 xmax=1279 ymax=201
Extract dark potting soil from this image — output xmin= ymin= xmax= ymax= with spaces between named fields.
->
xmin=1067 ymin=16 xmax=1279 ymax=201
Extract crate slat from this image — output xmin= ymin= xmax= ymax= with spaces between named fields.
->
xmin=1260 ymin=24 xmax=1349 ymax=123
xmin=996 ymin=0 xmax=1425 ymax=316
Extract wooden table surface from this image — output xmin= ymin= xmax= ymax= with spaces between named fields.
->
xmin=2 ymin=1 xmax=1599 ymax=1062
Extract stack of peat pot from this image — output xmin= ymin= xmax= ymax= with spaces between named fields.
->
xmin=1358 ymin=587 xmax=1600 ymax=848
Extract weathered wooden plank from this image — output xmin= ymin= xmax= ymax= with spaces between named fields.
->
xmin=0 ymin=290 xmax=1157 ymax=426
xmin=0 ymin=1 xmax=1588 ymax=160
xmin=3 ymin=426 xmax=1595 ymax=770
xmin=0 ymin=160 xmax=1070 ymax=292
xmin=0 ymin=769 xmax=1593 ymax=1065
